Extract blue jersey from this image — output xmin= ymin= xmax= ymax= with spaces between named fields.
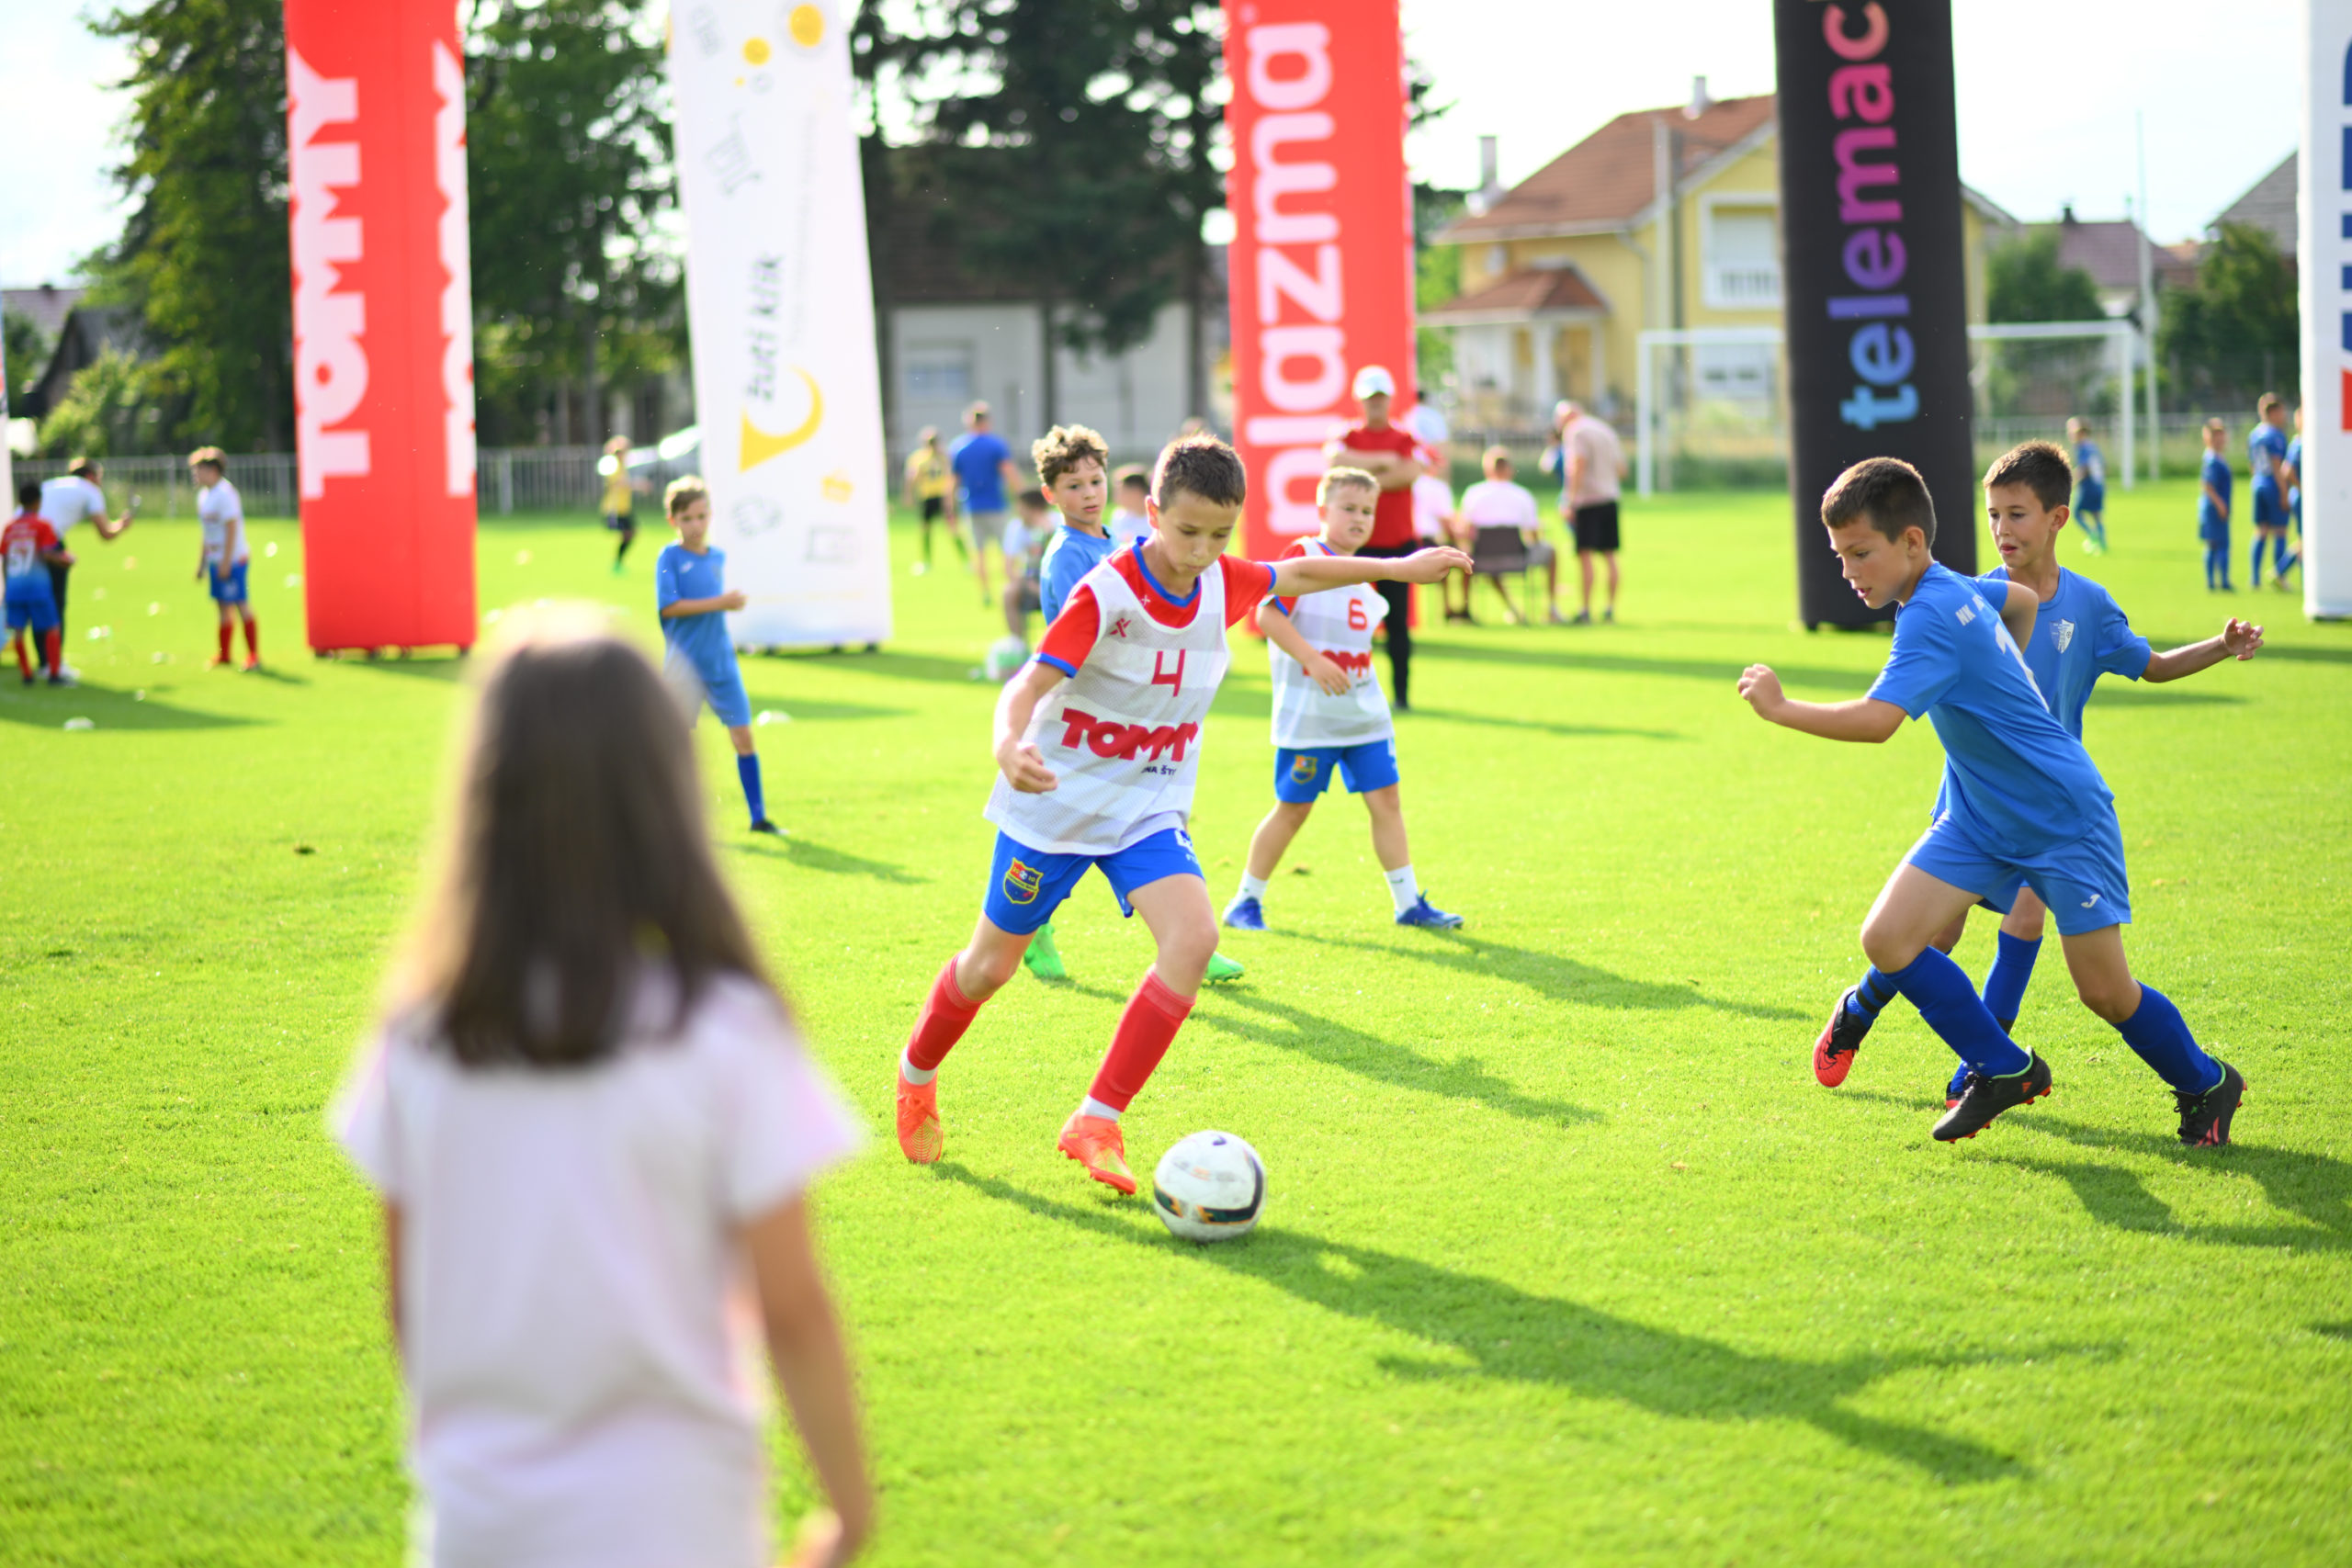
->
xmin=2072 ymin=440 xmax=2105 ymax=511
xmin=950 ymin=431 xmax=1012 ymax=512
xmin=2286 ymin=435 xmax=2303 ymax=522
xmin=2199 ymin=453 xmax=2232 ymax=536
xmin=1868 ymin=563 xmax=2113 ymax=856
xmin=2248 ymin=423 xmax=2288 ymax=500
xmin=1981 ymin=566 xmax=2151 ymax=738
xmin=1039 ymin=521 xmax=1115 ymax=623
xmin=654 ymin=542 xmax=737 ymax=677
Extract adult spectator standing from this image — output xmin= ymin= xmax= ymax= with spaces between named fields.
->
xmin=949 ymin=401 xmax=1023 ymax=609
xmin=1327 ymin=367 xmax=1423 ymax=710
xmin=39 ymin=457 xmax=133 ymax=652
xmin=1557 ymin=400 xmax=1627 ymax=624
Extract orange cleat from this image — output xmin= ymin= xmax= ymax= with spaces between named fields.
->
xmin=208 ymin=654 xmax=234 ymax=669
xmin=1057 ymin=1111 xmax=1136 ymax=1194
xmin=896 ymin=1075 xmax=943 ymax=1164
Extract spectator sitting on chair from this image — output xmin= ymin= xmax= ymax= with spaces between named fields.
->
xmin=1456 ymin=446 xmax=1554 ymax=625
xmin=1558 ymin=400 xmax=1627 ymax=624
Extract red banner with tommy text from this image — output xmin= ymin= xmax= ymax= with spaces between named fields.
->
xmin=284 ymin=0 xmax=477 ymax=653
xmin=1221 ymin=0 xmax=1417 ymax=561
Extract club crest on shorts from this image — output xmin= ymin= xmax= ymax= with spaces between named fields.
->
xmin=1002 ymin=858 xmax=1043 ymax=904
xmin=1290 ymin=754 xmax=1319 ymax=784
xmin=2052 ymin=618 xmax=2075 ymax=653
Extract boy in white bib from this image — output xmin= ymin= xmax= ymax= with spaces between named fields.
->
xmin=893 ymin=436 xmax=1470 ymax=1192
xmin=1223 ymin=468 xmax=1462 ymax=932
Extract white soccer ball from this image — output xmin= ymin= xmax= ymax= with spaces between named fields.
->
xmin=984 ymin=636 xmax=1029 ymax=681
xmin=1152 ymin=1130 xmax=1266 ymax=1243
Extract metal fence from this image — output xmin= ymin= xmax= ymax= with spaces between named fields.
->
xmin=11 ymin=452 xmax=300 ymax=519
xmin=6 ymin=445 xmax=704 ymax=517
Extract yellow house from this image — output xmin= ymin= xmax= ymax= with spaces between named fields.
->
xmin=1428 ymin=87 xmax=2018 ymax=429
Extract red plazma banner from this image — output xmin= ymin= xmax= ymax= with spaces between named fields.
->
xmin=1221 ymin=0 xmax=1417 ymax=561
xmin=284 ymin=0 xmax=477 ymax=653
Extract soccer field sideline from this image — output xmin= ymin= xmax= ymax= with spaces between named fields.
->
xmin=3 ymin=483 xmax=2348 ymax=1565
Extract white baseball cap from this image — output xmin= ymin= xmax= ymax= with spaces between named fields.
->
xmin=1351 ymin=365 xmax=1396 ymax=400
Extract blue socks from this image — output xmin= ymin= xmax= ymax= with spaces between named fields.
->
xmin=2205 ymin=542 xmax=2230 ymax=591
xmin=1888 ymin=947 xmax=2030 ymax=1077
xmin=2275 ymin=533 xmax=2294 ymax=579
xmin=737 ymin=753 xmax=767 ymax=825
xmin=2114 ymin=984 xmax=2222 ymax=1094
xmin=1845 ymin=965 xmax=1900 ymax=1021
xmin=1981 ymin=930 xmax=2040 ymax=1028
xmin=2250 ymin=536 xmax=2266 ymax=587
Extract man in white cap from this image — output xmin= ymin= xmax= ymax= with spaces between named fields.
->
xmin=1327 ymin=366 xmax=1424 ymax=708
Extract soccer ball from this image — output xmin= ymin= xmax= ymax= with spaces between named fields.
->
xmin=984 ymin=635 xmax=1029 ymax=681
xmin=1152 ymin=1131 xmax=1266 ymax=1243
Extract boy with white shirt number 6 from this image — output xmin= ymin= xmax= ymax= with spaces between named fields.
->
xmin=190 ymin=447 xmax=259 ymax=671
xmin=1224 ymin=467 xmax=1462 ymax=933
xmin=893 ymin=436 xmax=1469 ymax=1191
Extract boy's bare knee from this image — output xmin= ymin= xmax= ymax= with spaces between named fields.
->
xmin=2074 ymin=976 xmax=2137 ymax=1023
xmin=1859 ymin=917 xmax=1920 ymax=976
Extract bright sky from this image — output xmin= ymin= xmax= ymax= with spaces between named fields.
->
xmin=0 ymin=0 xmax=2302 ymax=288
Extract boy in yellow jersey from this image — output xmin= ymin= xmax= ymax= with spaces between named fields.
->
xmin=599 ymin=436 xmax=647 ymax=572
xmin=901 ymin=426 xmax=959 ymax=577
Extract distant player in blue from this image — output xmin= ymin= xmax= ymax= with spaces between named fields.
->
xmin=1822 ymin=442 xmax=2264 ymax=1105
xmin=1740 ymin=457 xmax=2246 ymax=1145
xmin=2247 ymin=394 xmax=2290 ymax=588
xmin=2064 ymin=416 xmax=2107 ymax=554
xmin=2199 ymin=419 xmax=2233 ymax=591
xmin=949 ymin=400 xmax=1023 ymax=610
xmin=2279 ymin=402 xmax=2304 ymax=587
xmin=654 ymin=476 xmax=783 ymax=836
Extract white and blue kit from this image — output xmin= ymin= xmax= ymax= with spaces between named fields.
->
xmin=655 ymin=542 xmax=751 ymax=728
xmin=1263 ymin=539 xmax=1399 ymax=803
xmin=198 ymin=478 xmax=249 ymax=603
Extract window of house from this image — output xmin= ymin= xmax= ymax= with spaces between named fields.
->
xmin=1694 ymin=342 xmax=1778 ymax=403
xmin=904 ymin=344 xmax=974 ymax=401
xmin=1703 ymin=206 xmax=1781 ymax=309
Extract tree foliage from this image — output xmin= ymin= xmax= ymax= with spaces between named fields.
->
xmin=1986 ymin=231 xmax=2105 ymax=324
xmin=36 ymin=346 xmax=164 ymax=458
xmin=4 ymin=311 xmax=50 ymax=409
xmin=2159 ymin=222 xmax=2300 ymax=407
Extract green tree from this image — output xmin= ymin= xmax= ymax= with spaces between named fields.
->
xmin=2159 ymin=221 xmax=2299 ymax=409
xmin=37 ymin=346 xmax=164 ymax=458
xmin=86 ymin=0 xmax=291 ymax=452
xmin=4 ymin=311 xmax=51 ymax=409
xmin=1986 ymin=231 xmax=2105 ymax=323
xmin=464 ymin=0 xmax=681 ymax=446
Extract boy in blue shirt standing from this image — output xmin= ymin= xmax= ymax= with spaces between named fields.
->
xmin=1739 ymin=457 xmax=2245 ymax=1145
xmin=2247 ymin=394 xmax=2291 ymax=589
xmin=654 ymin=477 xmax=783 ymax=836
xmin=1818 ymin=442 xmax=2263 ymax=1106
xmin=950 ymin=401 xmax=1022 ymax=609
xmin=2280 ymin=403 xmax=2304 ymax=587
xmin=2199 ymin=419 xmax=2233 ymax=592
xmin=2064 ymin=417 xmax=2107 ymax=554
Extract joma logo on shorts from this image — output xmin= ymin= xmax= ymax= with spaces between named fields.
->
xmin=1056 ymin=706 xmax=1199 ymax=761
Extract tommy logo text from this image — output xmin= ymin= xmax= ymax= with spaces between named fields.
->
xmin=1056 ymin=706 xmax=1199 ymax=762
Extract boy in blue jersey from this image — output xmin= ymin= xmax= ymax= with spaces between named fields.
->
xmin=654 ymin=477 xmax=783 ymax=836
xmin=2279 ymin=403 xmax=2304 ymax=586
xmin=1741 ymin=457 xmax=2245 ymax=1145
xmin=2064 ymin=417 xmax=2108 ymax=554
xmin=2199 ymin=420 xmax=2233 ymax=591
xmin=1818 ymin=442 xmax=2263 ymax=1108
xmin=2247 ymin=394 xmax=2291 ymax=589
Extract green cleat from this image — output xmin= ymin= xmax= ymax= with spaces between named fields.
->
xmin=1023 ymin=922 xmax=1068 ymax=981
xmin=1204 ymin=950 xmax=1246 ymax=984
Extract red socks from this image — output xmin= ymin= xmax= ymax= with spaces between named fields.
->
xmin=11 ymin=632 xmax=28 ymax=679
xmin=41 ymin=628 xmax=61 ymax=677
xmin=906 ymin=957 xmax=983 ymax=1074
xmin=218 ymin=622 xmax=233 ymax=660
xmin=1087 ymin=969 xmax=1195 ymax=1112
xmin=242 ymin=616 xmax=260 ymax=660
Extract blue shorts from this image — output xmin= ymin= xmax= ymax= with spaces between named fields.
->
xmin=208 ymin=560 xmax=249 ymax=604
xmin=982 ymin=826 xmax=1203 ymax=936
xmin=2254 ymin=485 xmax=2287 ymax=528
xmin=2074 ymin=485 xmax=2103 ymax=516
xmin=5 ymin=589 xmax=59 ymax=633
xmin=666 ymin=649 xmax=751 ymax=728
xmin=1273 ymin=739 xmax=1400 ymax=804
xmin=1905 ymin=810 xmax=2131 ymax=936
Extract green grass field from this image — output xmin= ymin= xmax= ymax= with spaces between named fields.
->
xmin=4 ymin=483 xmax=2348 ymax=1565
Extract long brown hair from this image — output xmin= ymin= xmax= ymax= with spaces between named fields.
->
xmin=391 ymin=610 xmax=773 ymax=1066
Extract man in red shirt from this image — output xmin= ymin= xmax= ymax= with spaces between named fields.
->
xmin=1328 ymin=366 xmax=1424 ymax=708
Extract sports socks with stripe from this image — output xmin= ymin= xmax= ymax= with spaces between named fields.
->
xmin=1845 ymin=965 xmax=1900 ymax=1022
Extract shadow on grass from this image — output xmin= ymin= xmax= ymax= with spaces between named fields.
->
xmin=336 ymin=654 xmax=467 ymax=682
xmin=1999 ymin=1111 xmax=2352 ymax=1253
xmin=935 ymin=1163 xmax=2053 ymax=1484
xmin=729 ymin=833 xmax=927 ymax=885
xmin=1187 ymin=988 xmax=1600 ymax=1128
xmin=1417 ymin=638 xmax=1871 ymax=693
xmin=0 ymin=684 xmax=256 ymax=730
xmin=1309 ymin=930 xmax=1805 ymax=1022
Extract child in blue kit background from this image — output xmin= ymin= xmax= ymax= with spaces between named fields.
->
xmin=1739 ymin=457 xmax=2246 ymax=1147
xmin=2198 ymin=419 xmax=2233 ymax=591
xmin=655 ymin=476 xmax=784 ymax=836
xmin=2247 ymin=394 xmax=2291 ymax=589
xmin=2280 ymin=402 xmax=2304 ymax=588
xmin=2064 ymin=416 xmax=2107 ymax=554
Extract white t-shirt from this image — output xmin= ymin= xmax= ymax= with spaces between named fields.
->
xmin=1565 ymin=416 xmax=1626 ymax=506
xmin=198 ymin=479 xmax=248 ymax=566
xmin=1410 ymin=476 xmax=1455 ymax=540
xmin=39 ymin=475 xmax=107 ymax=539
xmin=334 ymin=971 xmax=861 ymax=1568
xmin=1457 ymin=479 xmax=1540 ymax=533
xmin=1106 ymin=507 xmax=1152 ymax=548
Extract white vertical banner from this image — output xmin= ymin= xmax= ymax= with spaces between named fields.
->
xmin=2302 ymin=0 xmax=2352 ymax=618
xmin=669 ymin=1 xmax=891 ymax=647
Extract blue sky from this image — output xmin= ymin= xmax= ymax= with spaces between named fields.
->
xmin=0 ymin=0 xmax=2302 ymax=289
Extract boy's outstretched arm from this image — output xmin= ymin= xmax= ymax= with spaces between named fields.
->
xmin=1260 ymin=603 xmax=1351 ymax=695
xmin=1737 ymin=665 xmax=1905 ymax=742
xmin=993 ymin=658 xmax=1066 ymax=793
xmin=1269 ymin=545 xmax=1471 ymax=599
xmin=2144 ymin=617 xmax=2265 ymax=682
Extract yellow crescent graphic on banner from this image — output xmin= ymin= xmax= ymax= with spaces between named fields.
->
xmin=740 ymin=367 xmax=823 ymax=470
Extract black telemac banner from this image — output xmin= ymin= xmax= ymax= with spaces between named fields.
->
xmin=1774 ymin=0 xmax=1976 ymax=626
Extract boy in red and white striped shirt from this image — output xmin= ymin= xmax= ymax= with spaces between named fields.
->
xmin=895 ymin=435 xmax=1468 ymax=1191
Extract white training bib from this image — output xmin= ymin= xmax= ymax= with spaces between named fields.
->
xmin=1268 ymin=540 xmax=1392 ymax=749
xmin=198 ymin=479 xmax=248 ymax=566
xmin=987 ymin=558 xmax=1229 ymax=855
